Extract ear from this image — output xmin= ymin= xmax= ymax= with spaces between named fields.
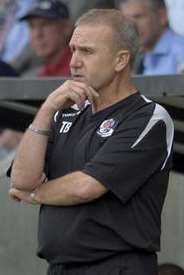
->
xmin=115 ymin=50 xmax=130 ymax=72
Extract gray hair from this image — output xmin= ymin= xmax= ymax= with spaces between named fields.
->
xmin=75 ymin=9 xmax=139 ymax=67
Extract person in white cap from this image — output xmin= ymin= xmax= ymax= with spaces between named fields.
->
xmin=20 ymin=0 xmax=72 ymax=77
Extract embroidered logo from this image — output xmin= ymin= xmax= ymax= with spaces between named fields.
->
xmin=97 ymin=119 xmax=118 ymax=137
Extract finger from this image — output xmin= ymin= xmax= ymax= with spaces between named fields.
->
xmin=50 ymin=90 xmax=82 ymax=110
xmin=69 ymin=85 xmax=87 ymax=109
xmin=69 ymin=86 xmax=87 ymax=103
xmin=10 ymin=188 xmax=33 ymax=204
xmin=71 ymin=81 xmax=99 ymax=98
xmin=70 ymin=81 xmax=99 ymax=106
xmin=9 ymin=193 xmax=21 ymax=202
xmin=9 ymin=188 xmax=21 ymax=197
xmin=68 ymin=90 xmax=85 ymax=108
xmin=88 ymin=86 xmax=100 ymax=98
xmin=85 ymin=87 xmax=99 ymax=105
xmin=9 ymin=189 xmax=21 ymax=202
xmin=41 ymin=173 xmax=48 ymax=183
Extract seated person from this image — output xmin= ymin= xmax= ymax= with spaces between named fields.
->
xmin=19 ymin=0 xmax=73 ymax=77
xmin=117 ymin=0 xmax=184 ymax=75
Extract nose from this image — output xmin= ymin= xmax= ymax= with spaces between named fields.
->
xmin=70 ymin=51 xmax=82 ymax=69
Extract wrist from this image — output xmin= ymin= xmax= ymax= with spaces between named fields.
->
xmin=28 ymin=124 xmax=51 ymax=137
xmin=30 ymin=190 xmax=40 ymax=205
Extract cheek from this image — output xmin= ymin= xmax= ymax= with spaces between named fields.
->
xmin=30 ymin=34 xmax=38 ymax=46
xmin=87 ymin=60 xmax=115 ymax=86
xmin=137 ymin=18 xmax=148 ymax=33
xmin=86 ymin=60 xmax=106 ymax=77
xmin=47 ymin=32 xmax=65 ymax=48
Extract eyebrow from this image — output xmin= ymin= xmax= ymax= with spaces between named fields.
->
xmin=69 ymin=43 xmax=95 ymax=51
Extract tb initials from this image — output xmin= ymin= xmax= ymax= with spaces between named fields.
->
xmin=59 ymin=121 xmax=72 ymax=133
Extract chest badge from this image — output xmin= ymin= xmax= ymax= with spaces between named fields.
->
xmin=97 ymin=118 xmax=118 ymax=137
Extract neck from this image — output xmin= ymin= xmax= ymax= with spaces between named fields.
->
xmin=91 ymin=71 xmax=137 ymax=113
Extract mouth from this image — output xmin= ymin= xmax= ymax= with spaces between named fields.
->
xmin=71 ymin=75 xmax=85 ymax=82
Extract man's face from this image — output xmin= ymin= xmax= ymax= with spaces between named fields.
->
xmin=28 ymin=17 xmax=68 ymax=60
xmin=119 ymin=0 xmax=166 ymax=52
xmin=69 ymin=24 xmax=119 ymax=91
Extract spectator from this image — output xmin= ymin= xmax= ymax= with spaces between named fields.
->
xmin=116 ymin=0 xmax=184 ymax=75
xmin=158 ymin=263 xmax=184 ymax=275
xmin=19 ymin=0 xmax=72 ymax=77
xmin=0 ymin=0 xmax=39 ymax=74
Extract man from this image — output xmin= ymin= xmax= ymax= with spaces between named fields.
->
xmin=117 ymin=0 xmax=184 ymax=75
xmin=19 ymin=0 xmax=72 ymax=77
xmin=9 ymin=9 xmax=174 ymax=275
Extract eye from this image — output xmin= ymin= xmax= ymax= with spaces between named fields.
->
xmin=81 ymin=47 xmax=94 ymax=54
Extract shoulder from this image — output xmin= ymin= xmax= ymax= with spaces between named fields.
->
xmin=168 ymin=30 xmax=184 ymax=52
xmin=121 ymin=95 xmax=174 ymax=135
xmin=135 ymin=95 xmax=173 ymax=125
xmin=170 ymin=30 xmax=184 ymax=43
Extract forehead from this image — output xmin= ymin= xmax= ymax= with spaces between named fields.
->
xmin=120 ymin=0 xmax=152 ymax=16
xmin=70 ymin=24 xmax=113 ymax=47
xmin=28 ymin=17 xmax=62 ymax=26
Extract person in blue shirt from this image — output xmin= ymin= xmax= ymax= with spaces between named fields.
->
xmin=117 ymin=0 xmax=184 ymax=75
